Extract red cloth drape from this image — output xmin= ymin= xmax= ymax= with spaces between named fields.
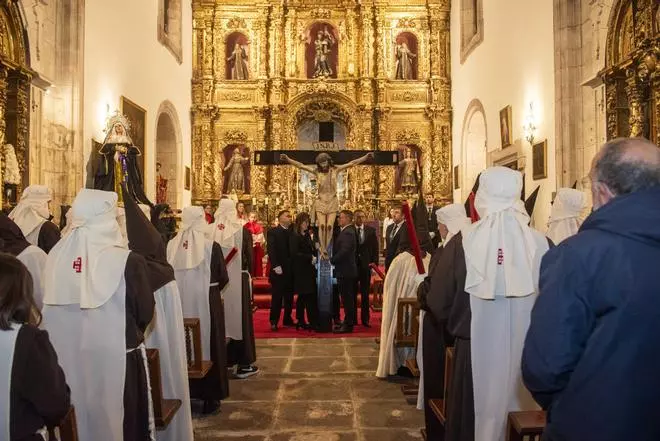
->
xmin=468 ymin=192 xmax=480 ymax=223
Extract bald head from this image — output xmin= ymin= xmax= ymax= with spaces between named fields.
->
xmin=590 ymin=137 xmax=660 ymax=209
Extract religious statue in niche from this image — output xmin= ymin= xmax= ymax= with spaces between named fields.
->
xmin=394 ymin=33 xmax=418 ymax=80
xmin=223 ymin=146 xmax=250 ymax=194
xmin=156 ymin=162 xmax=168 ymax=204
xmin=305 ymin=23 xmax=338 ymax=79
xmin=94 ymin=112 xmax=152 ymax=205
xmin=225 ymin=32 xmax=249 ymax=80
xmin=280 ymin=151 xmax=373 ymax=258
xmin=2 ymin=143 xmax=20 ymax=208
xmin=397 ymin=146 xmax=421 ymax=194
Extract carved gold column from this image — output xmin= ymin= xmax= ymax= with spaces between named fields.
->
xmin=0 ymin=65 xmax=7 ymax=208
xmin=374 ymin=9 xmax=385 ymax=79
xmin=653 ymin=73 xmax=660 ymax=146
xmin=256 ymin=8 xmax=268 ymax=78
xmin=10 ymin=70 xmax=31 ymax=181
xmin=625 ymin=71 xmax=644 ymax=137
xmin=359 ymin=5 xmax=374 ymax=79
xmin=604 ymin=75 xmax=619 ymax=139
xmin=269 ymin=4 xmax=284 ymax=79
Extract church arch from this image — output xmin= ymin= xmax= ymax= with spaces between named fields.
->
xmin=154 ymin=100 xmax=182 ymax=207
xmin=460 ymin=99 xmax=487 ymax=200
xmin=286 ymin=94 xmax=357 ymax=149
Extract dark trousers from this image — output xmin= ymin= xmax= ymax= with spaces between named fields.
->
xmin=355 ymin=266 xmax=372 ymax=325
xmin=270 ymin=275 xmax=293 ymax=324
xmin=296 ymin=290 xmax=318 ymax=326
xmin=332 ymin=285 xmax=341 ymax=322
xmin=337 ymin=276 xmax=357 ymax=327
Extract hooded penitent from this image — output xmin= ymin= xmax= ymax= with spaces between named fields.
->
xmin=122 ymin=185 xmax=174 ymax=291
xmin=41 ymin=189 xmax=132 ymax=441
xmin=461 ymin=166 xmax=548 ymax=441
xmin=547 ymin=188 xmax=586 ymax=244
xmin=0 ymin=213 xmax=47 ymax=309
xmin=435 ymin=203 xmax=472 ymax=246
xmin=167 ymin=206 xmax=208 ymax=271
xmin=8 ymin=185 xmax=52 ymax=243
xmin=124 ymin=184 xmax=194 ymax=441
xmin=525 ymin=185 xmax=541 ymax=218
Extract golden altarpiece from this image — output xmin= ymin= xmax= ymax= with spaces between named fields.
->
xmin=191 ymin=0 xmax=452 ymax=218
xmin=601 ymin=0 xmax=659 ymax=144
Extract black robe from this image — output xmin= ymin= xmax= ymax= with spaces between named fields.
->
xmin=94 ymin=144 xmax=152 ymax=206
xmin=189 ymin=242 xmax=231 ymax=401
xmin=10 ymin=325 xmax=70 ymax=441
xmin=425 ymin=232 xmax=474 ymax=441
xmin=226 ymin=229 xmax=256 ymax=366
xmin=37 ymin=221 xmax=61 ymax=254
xmin=124 ymin=252 xmax=156 ymax=440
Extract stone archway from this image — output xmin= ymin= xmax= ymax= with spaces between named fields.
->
xmin=460 ymin=99 xmax=487 ymax=200
xmin=155 ymin=101 xmax=182 ymax=208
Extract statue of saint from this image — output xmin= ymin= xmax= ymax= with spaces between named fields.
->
xmin=227 ymin=43 xmax=249 ymax=80
xmin=2 ymin=144 xmax=20 ymax=185
xmin=280 ymin=151 xmax=374 ymax=258
xmin=399 ymin=148 xmax=420 ymax=194
xmin=156 ymin=162 xmax=168 ymax=204
xmin=224 ymin=147 xmax=249 ymax=193
xmin=312 ymin=27 xmax=336 ymax=78
xmin=395 ymin=42 xmax=417 ymax=80
xmin=94 ymin=112 xmax=151 ymax=205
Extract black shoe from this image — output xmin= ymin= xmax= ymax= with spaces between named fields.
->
xmin=296 ymin=322 xmax=311 ymax=331
xmin=270 ymin=323 xmax=278 ymax=332
xmin=235 ymin=365 xmax=259 ymax=379
xmin=202 ymin=399 xmax=221 ymax=415
xmin=333 ymin=320 xmax=344 ymax=329
xmin=333 ymin=325 xmax=353 ymax=334
xmin=283 ymin=318 xmax=295 ymax=327
xmin=362 ymin=322 xmax=371 ymax=328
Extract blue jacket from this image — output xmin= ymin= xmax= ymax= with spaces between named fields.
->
xmin=522 ymin=187 xmax=660 ymax=441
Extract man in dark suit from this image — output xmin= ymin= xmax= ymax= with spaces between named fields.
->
xmin=331 ymin=210 xmax=358 ymax=334
xmin=423 ymin=193 xmax=440 ymax=248
xmin=384 ymin=207 xmax=406 ymax=272
xmin=354 ymin=210 xmax=378 ymax=327
xmin=267 ymin=210 xmax=293 ymax=330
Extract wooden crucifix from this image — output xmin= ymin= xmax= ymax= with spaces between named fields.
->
xmin=254 ymin=148 xmax=399 ymax=257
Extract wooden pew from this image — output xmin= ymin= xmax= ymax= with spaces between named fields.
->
xmin=369 ymin=263 xmax=385 ymax=311
xmin=395 ymin=298 xmax=420 ymax=348
xmin=183 ymin=318 xmax=213 ymax=379
xmin=146 ymin=348 xmax=182 ymax=430
xmin=51 ymin=405 xmax=78 ymax=441
xmin=429 ymin=346 xmax=454 ymax=425
xmin=507 ymin=411 xmax=546 ymax=441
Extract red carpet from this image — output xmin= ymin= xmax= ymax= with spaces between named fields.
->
xmin=253 ymin=308 xmax=382 ymax=339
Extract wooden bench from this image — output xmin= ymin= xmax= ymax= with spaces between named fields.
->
xmin=428 ymin=346 xmax=454 ymax=425
xmin=395 ymin=298 xmax=420 ymax=348
xmin=51 ymin=405 xmax=78 ymax=441
xmin=183 ymin=318 xmax=213 ymax=379
xmin=146 ymin=348 xmax=182 ymax=430
xmin=507 ymin=411 xmax=546 ymax=441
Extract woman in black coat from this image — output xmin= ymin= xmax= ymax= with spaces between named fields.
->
xmin=0 ymin=253 xmax=70 ymax=441
xmin=289 ymin=213 xmax=318 ymax=330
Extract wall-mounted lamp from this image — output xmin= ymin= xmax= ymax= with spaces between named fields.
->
xmin=523 ymin=102 xmax=537 ymax=145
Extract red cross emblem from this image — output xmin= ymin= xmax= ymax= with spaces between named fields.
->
xmin=73 ymin=257 xmax=82 ymax=273
xmin=183 ymin=240 xmax=189 ymax=250
xmin=217 ymin=223 xmax=225 ymax=230
xmin=497 ymin=248 xmax=504 ymax=265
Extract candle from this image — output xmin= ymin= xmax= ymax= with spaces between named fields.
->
xmin=276 ymin=197 xmax=280 ymax=206
xmin=252 ymin=197 xmax=256 ymax=206
xmin=265 ymin=197 xmax=269 ymax=205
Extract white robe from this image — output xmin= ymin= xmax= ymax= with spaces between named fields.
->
xmin=144 ymin=281 xmax=194 ymax=441
xmin=469 ymin=230 xmax=547 ymax=441
xmin=220 ymin=230 xmax=243 ymax=341
xmin=23 ymin=220 xmax=46 ymax=247
xmin=16 ymin=245 xmax=47 ymax=310
xmin=0 ymin=324 xmax=22 ymax=440
xmin=376 ymin=252 xmax=430 ymax=378
xmin=416 ymin=309 xmax=425 ymax=410
xmin=42 ymin=278 xmax=128 ymax=441
xmin=171 ymin=241 xmax=213 ymax=360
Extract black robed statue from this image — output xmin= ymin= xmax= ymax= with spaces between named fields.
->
xmin=94 ymin=112 xmax=152 ymax=205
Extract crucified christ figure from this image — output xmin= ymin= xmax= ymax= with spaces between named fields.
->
xmin=280 ymin=151 xmax=374 ymax=259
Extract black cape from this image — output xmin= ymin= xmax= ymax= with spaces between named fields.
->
xmin=94 ymin=144 xmax=152 ymax=206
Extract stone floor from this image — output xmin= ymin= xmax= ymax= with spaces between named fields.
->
xmin=193 ymin=338 xmax=424 ymax=441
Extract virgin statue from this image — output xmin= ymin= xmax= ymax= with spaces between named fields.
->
xmin=280 ymin=151 xmax=373 ymax=258
xmin=224 ymin=147 xmax=249 ymax=193
xmin=312 ymin=27 xmax=336 ymax=78
xmin=227 ymin=43 xmax=249 ymax=80
xmin=395 ymin=42 xmax=417 ymax=80
xmin=94 ymin=112 xmax=151 ymax=205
